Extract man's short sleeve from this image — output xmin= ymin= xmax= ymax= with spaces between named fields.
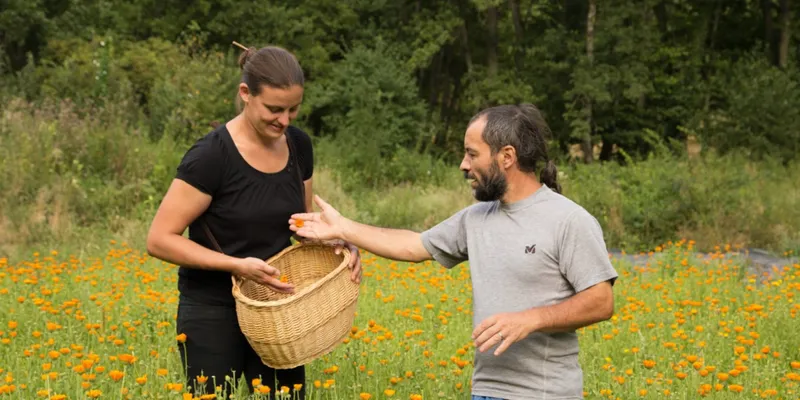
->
xmin=175 ymin=135 xmax=224 ymax=196
xmin=420 ymin=208 xmax=470 ymax=269
xmin=558 ymin=208 xmax=619 ymax=292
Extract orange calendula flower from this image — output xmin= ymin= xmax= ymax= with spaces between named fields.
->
xmin=295 ymin=219 xmax=304 ymax=228
xmin=108 ymin=370 xmax=124 ymax=381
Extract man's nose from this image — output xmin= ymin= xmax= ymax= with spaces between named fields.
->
xmin=459 ymin=158 xmax=469 ymax=172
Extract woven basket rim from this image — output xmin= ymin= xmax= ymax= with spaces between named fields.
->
xmin=231 ymin=242 xmax=352 ymax=307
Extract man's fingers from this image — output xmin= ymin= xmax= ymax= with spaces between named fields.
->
xmin=313 ymin=195 xmax=332 ymax=212
xmin=478 ymin=329 xmax=505 ymax=353
xmin=291 ymin=227 xmax=316 ymax=239
xmin=474 ymin=321 xmax=503 ymax=352
xmin=472 ymin=318 xmax=496 ymax=340
xmin=494 ymin=335 xmax=513 ymax=356
xmin=289 ymin=213 xmax=317 ymax=223
xmin=476 ymin=328 xmax=499 ymax=352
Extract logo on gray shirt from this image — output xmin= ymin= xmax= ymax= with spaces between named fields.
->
xmin=525 ymin=244 xmax=536 ymax=254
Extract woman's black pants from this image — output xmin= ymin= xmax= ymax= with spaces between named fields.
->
xmin=176 ymin=298 xmax=306 ymax=398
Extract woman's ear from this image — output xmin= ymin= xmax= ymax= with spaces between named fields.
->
xmin=238 ymin=83 xmax=250 ymax=107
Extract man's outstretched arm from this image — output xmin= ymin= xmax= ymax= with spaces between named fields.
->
xmin=290 ymin=195 xmax=432 ymax=263
xmin=340 ymin=218 xmax=432 ymax=263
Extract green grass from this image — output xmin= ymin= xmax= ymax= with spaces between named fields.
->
xmin=1 ymin=240 xmax=798 ymax=399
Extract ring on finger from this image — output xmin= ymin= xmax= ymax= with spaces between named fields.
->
xmin=497 ymin=332 xmax=504 ymax=341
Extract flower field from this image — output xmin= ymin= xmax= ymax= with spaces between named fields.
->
xmin=1 ymin=240 xmax=798 ymax=399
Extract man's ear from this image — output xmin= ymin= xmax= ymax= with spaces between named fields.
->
xmin=500 ymin=145 xmax=516 ymax=169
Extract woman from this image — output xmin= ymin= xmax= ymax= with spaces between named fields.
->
xmin=146 ymin=44 xmax=362 ymax=398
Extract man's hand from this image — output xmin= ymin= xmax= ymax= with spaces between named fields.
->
xmin=233 ymin=257 xmax=295 ymax=294
xmin=472 ymin=281 xmax=615 ymax=356
xmin=472 ymin=311 xmax=536 ymax=356
xmin=290 ymin=195 xmax=432 ymax=264
xmin=289 ymin=195 xmax=362 ymax=283
xmin=289 ymin=195 xmax=346 ymax=241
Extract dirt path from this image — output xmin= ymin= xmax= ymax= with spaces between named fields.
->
xmin=608 ymin=248 xmax=798 ymax=280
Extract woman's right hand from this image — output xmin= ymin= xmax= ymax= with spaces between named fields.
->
xmin=233 ymin=257 xmax=295 ymax=294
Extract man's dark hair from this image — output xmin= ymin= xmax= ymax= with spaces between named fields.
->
xmin=470 ymin=104 xmax=561 ymax=193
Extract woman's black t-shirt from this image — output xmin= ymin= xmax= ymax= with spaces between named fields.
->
xmin=174 ymin=124 xmax=313 ymax=306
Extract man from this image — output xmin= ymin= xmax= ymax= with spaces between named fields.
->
xmin=289 ymin=104 xmax=618 ymax=400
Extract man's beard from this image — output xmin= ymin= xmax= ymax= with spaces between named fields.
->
xmin=466 ymin=161 xmax=508 ymax=202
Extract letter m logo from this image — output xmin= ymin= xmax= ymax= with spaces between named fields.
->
xmin=525 ymin=244 xmax=536 ymax=254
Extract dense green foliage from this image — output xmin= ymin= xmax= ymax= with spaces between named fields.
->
xmin=1 ymin=0 xmax=798 ymax=255
xmin=2 ymin=98 xmax=799 ymax=257
xmin=3 ymin=0 xmax=799 ymax=167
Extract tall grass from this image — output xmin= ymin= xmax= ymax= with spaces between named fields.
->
xmin=1 ymin=98 xmax=798 ymax=258
xmin=563 ymin=151 xmax=800 ymax=253
xmin=0 ymin=98 xmax=181 ymax=254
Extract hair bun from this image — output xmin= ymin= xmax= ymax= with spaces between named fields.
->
xmin=237 ymin=47 xmax=257 ymax=70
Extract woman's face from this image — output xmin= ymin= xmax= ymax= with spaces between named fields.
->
xmin=240 ymin=83 xmax=304 ymax=140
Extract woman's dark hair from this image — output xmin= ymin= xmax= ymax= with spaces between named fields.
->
xmin=238 ymin=45 xmax=305 ymax=95
xmin=470 ymin=103 xmax=562 ymax=194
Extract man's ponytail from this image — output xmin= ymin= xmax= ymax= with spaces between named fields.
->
xmin=540 ymin=159 xmax=561 ymax=194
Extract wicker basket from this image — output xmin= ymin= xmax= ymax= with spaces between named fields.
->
xmin=231 ymin=242 xmax=360 ymax=369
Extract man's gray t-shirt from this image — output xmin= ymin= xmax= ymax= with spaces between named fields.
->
xmin=420 ymin=184 xmax=618 ymax=400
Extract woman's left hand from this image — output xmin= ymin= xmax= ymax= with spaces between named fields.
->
xmin=298 ymin=236 xmax=362 ymax=283
xmin=336 ymin=241 xmax=362 ymax=284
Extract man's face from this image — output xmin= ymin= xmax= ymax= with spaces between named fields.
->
xmin=460 ymin=117 xmax=508 ymax=202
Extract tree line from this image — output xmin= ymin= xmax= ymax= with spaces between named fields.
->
xmin=1 ymin=0 xmax=797 ymax=173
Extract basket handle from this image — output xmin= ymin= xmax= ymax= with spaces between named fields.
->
xmin=230 ymin=242 xmax=353 ymax=295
